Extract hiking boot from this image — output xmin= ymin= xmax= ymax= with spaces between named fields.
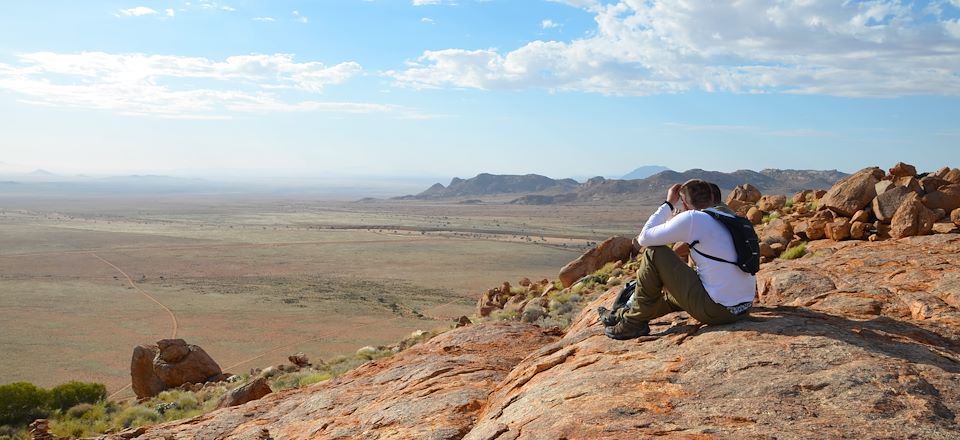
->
xmin=603 ymin=320 xmax=650 ymax=340
xmin=597 ymin=306 xmax=620 ymax=326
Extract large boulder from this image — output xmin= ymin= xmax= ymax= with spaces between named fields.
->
xmin=727 ymin=183 xmax=762 ymax=204
xmin=558 ymin=236 xmax=635 ymax=288
xmin=872 ymin=185 xmax=917 ymax=223
xmin=131 ymin=344 xmax=167 ymax=399
xmin=819 ymin=167 xmax=884 ymax=217
xmin=890 ymin=193 xmax=937 ymax=239
xmin=218 ymin=377 xmax=273 ymax=409
xmin=130 ymin=339 xmax=223 ymax=398
xmin=922 ymin=184 xmax=960 ymax=212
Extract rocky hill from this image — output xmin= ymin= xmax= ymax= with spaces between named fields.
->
xmin=397 ymin=173 xmax=580 ymax=199
xmin=90 ymin=162 xmax=960 ymax=440
xmin=399 ymin=169 xmax=848 ymax=204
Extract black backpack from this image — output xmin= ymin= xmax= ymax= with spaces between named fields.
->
xmin=688 ymin=209 xmax=760 ymax=275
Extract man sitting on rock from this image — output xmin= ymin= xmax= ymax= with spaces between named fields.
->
xmin=604 ymin=179 xmax=756 ymax=340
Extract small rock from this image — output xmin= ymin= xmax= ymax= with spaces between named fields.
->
xmin=792 ymin=190 xmax=811 ymax=205
xmin=218 ymin=376 xmax=273 ymax=409
xmin=746 ymin=207 xmax=763 ymax=225
xmin=944 ymin=168 xmax=960 ymax=184
xmin=727 ymin=184 xmax=762 ymax=204
xmin=920 ymin=176 xmax=949 ymax=194
xmin=288 ymin=352 xmax=311 ymax=368
xmin=875 ymin=180 xmax=894 ymax=195
xmin=910 ymin=301 xmax=931 ymax=320
xmin=921 ymin=184 xmax=960 ymax=212
xmin=454 ymin=316 xmax=472 ymax=327
xmin=952 ymin=208 xmax=960 ymax=226
xmin=889 ymin=162 xmax=917 ymax=177
xmin=825 ymin=219 xmax=851 ymax=241
xmin=762 ymin=218 xmax=794 ymax=245
xmin=851 ymin=210 xmax=870 ymax=224
xmin=769 ymin=243 xmax=785 ymax=257
xmin=757 ymin=195 xmax=787 ymax=212
xmin=850 ymin=221 xmax=869 ymax=240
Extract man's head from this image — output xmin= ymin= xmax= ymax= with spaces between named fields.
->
xmin=680 ymin=179 xmax=714 ymax=210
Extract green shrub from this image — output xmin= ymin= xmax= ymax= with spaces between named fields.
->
xmin=114 ymin=405 xmax=161 ymax=429
xmin=780 ymin=242 xmax=807 ymax=260
xmin=0 ymin=425 xmax=28 ymax=440
xmin=65 ymin=403 xmax=94 ymax=419
xmin=0 ymin=382 xmax=49 ymax=426
xmin=49 ymin=381 xmax=106 ymax=411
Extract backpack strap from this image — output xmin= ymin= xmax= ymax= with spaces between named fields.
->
xmin=688 ymin=243 xmax=737 ymax=266
xmin=687 ymin=213 xmax=739 ymax=267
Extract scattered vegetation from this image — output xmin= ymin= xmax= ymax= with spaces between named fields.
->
xmin=780 ymin=242 xmax=808 ymax=260
xmin=0 ymin=325 xmax=450 ymax=438
xmin=0 ymin=380 xmax=105 ymax=429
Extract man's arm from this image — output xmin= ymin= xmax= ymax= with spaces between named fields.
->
xmin=637 ymin=183 xmax=694 ymax=247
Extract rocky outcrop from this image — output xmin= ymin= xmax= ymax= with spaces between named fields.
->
xmin=819 ymin=167 xmax=883 ymax=217
xmin=464 ymin=235 xmax=960 ymax=439
xmin=558 ymin=236 xmax=636 ymax=288
xmin=131 ymin=339 xmax=222 ymax=399
xmin=107 ymin=322 xmax=560 ymax=440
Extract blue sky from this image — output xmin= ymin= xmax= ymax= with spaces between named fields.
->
xmin=0 ymin=0 xmax=959 ymax=180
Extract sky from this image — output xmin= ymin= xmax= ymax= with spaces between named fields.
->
xmin=0 ymin=0 xmax=959 ymax=180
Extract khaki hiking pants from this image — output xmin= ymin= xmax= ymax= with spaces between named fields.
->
xmin=621 ymin=245 xmax=745 ymax=326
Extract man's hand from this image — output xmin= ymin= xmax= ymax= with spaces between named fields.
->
xmin=667 ymin=184 xmax=682 ymax=206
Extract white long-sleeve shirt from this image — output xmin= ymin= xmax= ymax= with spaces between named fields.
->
xmin=637 ymin=203 xmax=756 ymax=307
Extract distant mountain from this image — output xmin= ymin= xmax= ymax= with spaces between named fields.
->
xmin=398 ymin=173 xmax=580 ymax=199
xmin=621 ymin=165 xmax=671 ymax=180
xmin=401 ymin=169 xmax=848 ymax=204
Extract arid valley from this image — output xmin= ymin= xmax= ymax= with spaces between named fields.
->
xmin=0 ymin=191 xmax=655 ymax=399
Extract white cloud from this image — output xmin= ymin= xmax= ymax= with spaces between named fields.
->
xmin=165 ymin=8 xmax=175 ymax=17
xmin=391 ymin=0 xmax=960 ymax=97
xmin=253 ymin=16 xmax=276 ymax=22
xmin=0 ymin=52 xmax=387 ymax=118
xmin=118 ymin=7 xmax=158 ymax=17
xmin=292 ymin=10 xmax=308 ymax=24
xmin=541 ymin=19 xmax=559 ymax=29
xmin=421 ymin=17 xmax=435 ymax=24
xmin=413 ymin=0 xmax=444 ymax=5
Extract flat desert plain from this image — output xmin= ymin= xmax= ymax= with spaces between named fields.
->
xmin=0 ymin=193 xmax=655 ymax=398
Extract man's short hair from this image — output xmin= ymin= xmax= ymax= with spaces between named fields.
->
xmin=681 ymin=179 xmax=714 ymax=210
xmin=710 ymin=183 xmax=721 ymax=205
